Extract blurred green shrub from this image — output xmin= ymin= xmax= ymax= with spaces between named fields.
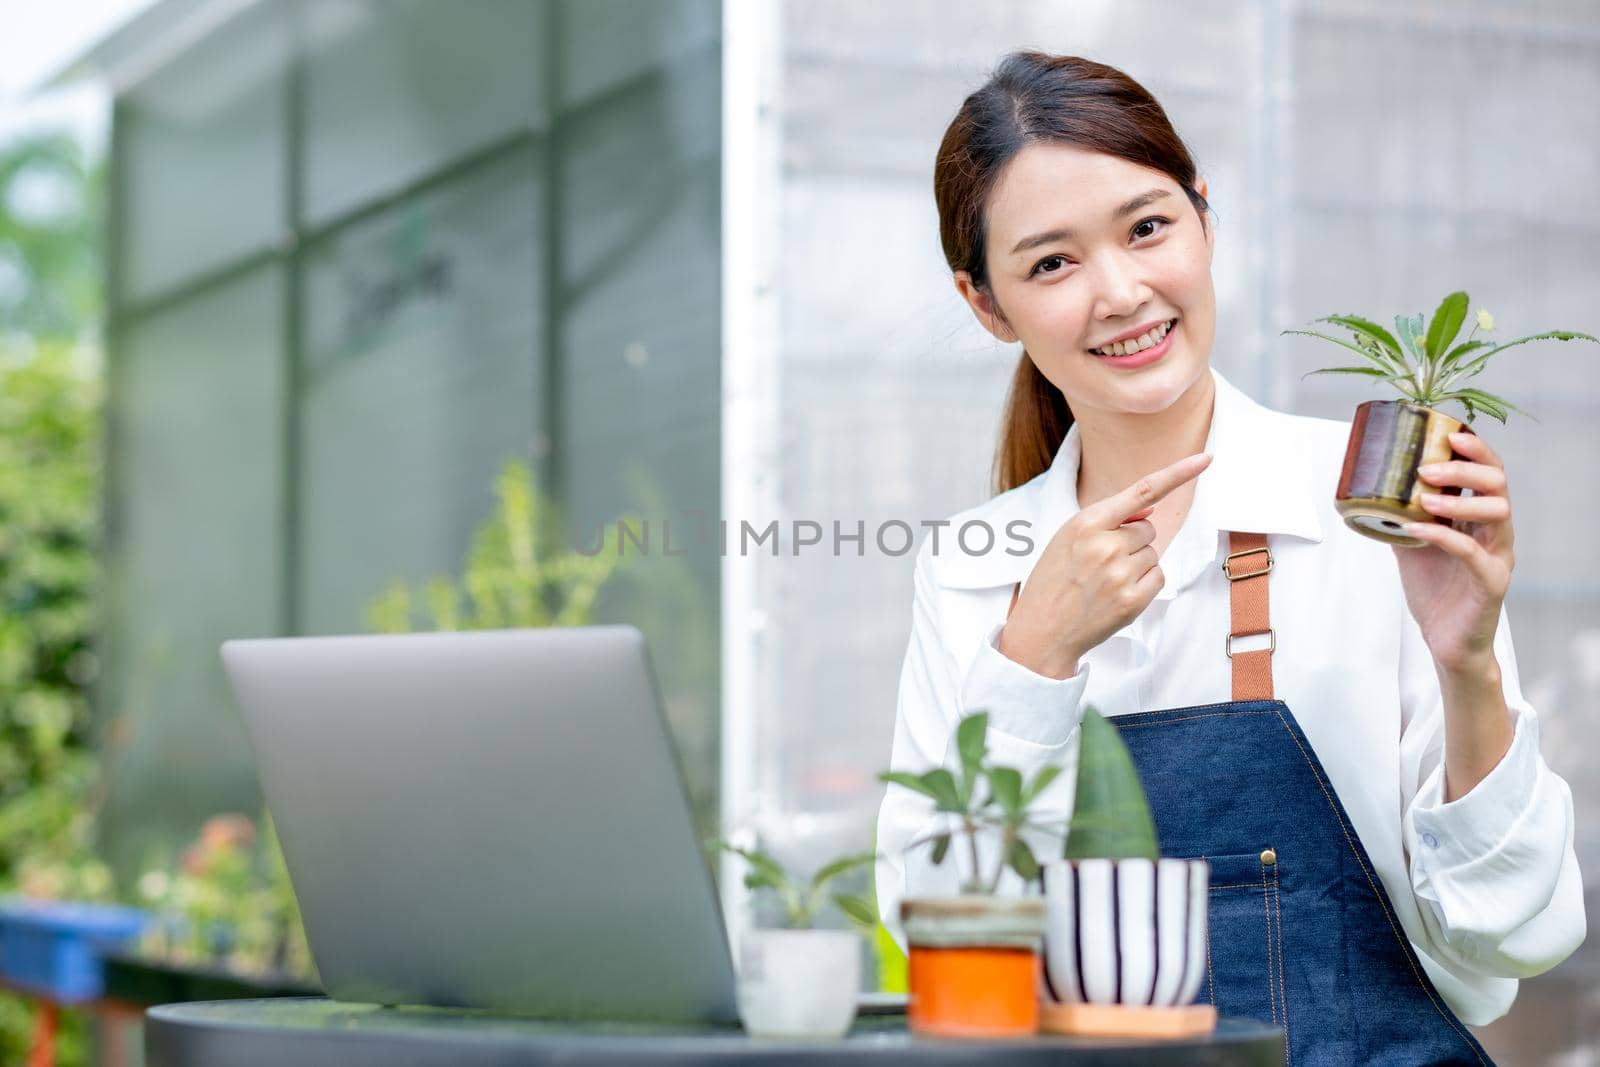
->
xmin=0 ymin=124 xmax=105 ymax=1066
xmin=366 ymin=458 xmax=639 ymax=633
xmin=0 ymin=133 xmax=102 ymax=341
xmin=134 ymin=813 xmax=314 ymax=982
xmin=0 ymin=344 xmax=103 ymax=1062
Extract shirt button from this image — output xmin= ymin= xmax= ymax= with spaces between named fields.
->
xmin=1421 ymin=832 xmax=1440 ymax=849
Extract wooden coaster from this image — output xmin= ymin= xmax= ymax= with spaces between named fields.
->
xmin=1039 ymin=1000 xmax=1218 ymax=1039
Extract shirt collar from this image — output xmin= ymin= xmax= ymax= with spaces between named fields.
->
xmin=934 ymin=365 xmax=1326 ymax=591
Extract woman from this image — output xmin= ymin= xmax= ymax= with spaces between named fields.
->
xmin=876 ymin=51 xmax=1584 ymax=1064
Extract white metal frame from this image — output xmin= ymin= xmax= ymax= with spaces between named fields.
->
xmin=719 ymin=0 xmax=784 ymax=956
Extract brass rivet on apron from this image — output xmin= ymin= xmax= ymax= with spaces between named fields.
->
xmin=1260 ymin=848 xmax=1277 ymax=866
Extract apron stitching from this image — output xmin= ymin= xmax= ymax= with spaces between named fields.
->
xmin=1113 ymin=698 xmax=1286 ymax=720
xmin=1117 ymin=709 xmax=1277 ymax=731
xmin=1261 ymin=862 xmax=1278 ymax=1028
xmin=1273 ymin=862 xmax=1290 ymax=1066
xmin=1264 ymin=705 xmax=1488 ymax=1064
xmin=1206 ymin=916 xmax=1216 ymax=1008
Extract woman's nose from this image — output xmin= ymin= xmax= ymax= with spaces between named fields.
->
xmin=1090 ymin=251 xmax=1152 ymax=320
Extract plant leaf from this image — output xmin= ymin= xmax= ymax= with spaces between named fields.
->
xmin=1311 ymin=314 xmax=1406 ymax=368
xmin=1439 ymin=388 xmax=1536 ymax=426
xmin=1023 ymin=765 xmax=1062 ymax=804
xmin=1007 ymin=838 xmax=1040 ymax=881
xmin=1393 ymin=313 xmax=1428 ymax=366
xmin=1300 ymin=366 xmax=1392 ymax=380
xmin=1456 ymin=389 xmax=1509 ymax=417
xmin=1431 ymin=339 xmax=1496 ymax=389
xmin=929 ymin=832 xmax=951 ymax=866
xmin=809 ymin=851 xmax=877 ymax=891
xmin=1424 ymin=291 xmax=1470 ymax=362
xmin=1450 ymin=330 xmax=1600 ymax=387
xmin=879 ymin=769 xmax=962 ymax=812
xmin=1282 ymin=329 xmax=1410 ymax=377
xmin=955 ymin=712 xmax=988 ymax=805
xmin=833 ymin=894 xmax=878 ymax=929
xmin=1064 ymin=707 xmax=1160 ymax=861
xmin=987 ymin=766 xmax=1023 ymax=815
xmin=717 ymin=843 xmax=789 ymax=893
xmin=922 ymin=768 xmax=963 ymax=812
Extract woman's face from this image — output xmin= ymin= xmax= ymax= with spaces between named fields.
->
xmin=955 ymin=142 xmax=1216 ymax=420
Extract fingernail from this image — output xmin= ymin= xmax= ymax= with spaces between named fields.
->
xmin=1417 ymin=464 xmax=1442 ymax=476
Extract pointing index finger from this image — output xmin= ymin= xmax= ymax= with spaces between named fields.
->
xmin=1089 ymin=452 xmax=1212 ymax=529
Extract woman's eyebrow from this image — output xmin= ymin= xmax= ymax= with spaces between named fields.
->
xmin=1008 ymin=188 xmax=1174 ymax=255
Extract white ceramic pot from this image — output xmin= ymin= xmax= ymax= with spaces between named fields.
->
xmin=735 ymin=928 xmax=860 ymax=1038
xmin=1040 ymin=857 xmax=1209 ymax=1007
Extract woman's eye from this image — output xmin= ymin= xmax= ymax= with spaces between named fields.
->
xmin=1029 ymin=255 xmax=1068 ymax=278
xmin=1132 ymin=216 xmax=1172 ymax=240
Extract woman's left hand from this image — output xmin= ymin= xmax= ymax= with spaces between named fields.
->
xmin=1393 ymin=430 xmax=1514 ymax=675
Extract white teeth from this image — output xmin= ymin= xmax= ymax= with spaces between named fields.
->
xmin=1092 ymin=319 xmax=1173 ymax=356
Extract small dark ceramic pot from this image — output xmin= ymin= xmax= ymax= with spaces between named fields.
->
xmin=1336 ymin=400 xmax=1474 ymax=547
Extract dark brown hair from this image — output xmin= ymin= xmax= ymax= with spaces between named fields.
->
xmin=933 ymin=51 xmax=1213 ymax=494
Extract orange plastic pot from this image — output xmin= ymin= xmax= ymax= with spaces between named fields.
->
xmin=901 ymin=897 xmax=1046 ymax=1039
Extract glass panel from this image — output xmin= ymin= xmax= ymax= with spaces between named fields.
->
xmin=560 ymin=0 xmax=720 ymax=110
xmin=100 ymin=266 xmax=285 ymax=869
xmin=298 ymin=145 xmax=542 ymax=636
xmin=301 ymin=0 xmax=545 ymax=225
xmin=558 ymin=9 xmax=721 ymax=832
xmin=119 ymin=3 xmax=288 ymax=303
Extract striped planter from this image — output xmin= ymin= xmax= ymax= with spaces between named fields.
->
xmin=1040 ymin=858 xmax=1209 ymax=1014
xmin=1335 ymin=400 xmax=1473 ymax=547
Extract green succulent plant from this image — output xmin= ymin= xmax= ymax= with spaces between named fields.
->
xmin=879 ymin=711 xmax=1064 ymax=893
xmin=712 ymin=841 xmax=878 ymax=930
xmin=1284 ymin=290 xmax=1598 ymax=425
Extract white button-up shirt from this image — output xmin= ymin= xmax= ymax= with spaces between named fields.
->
xmin=876 ymin=365 xmax=1585 ymax=1025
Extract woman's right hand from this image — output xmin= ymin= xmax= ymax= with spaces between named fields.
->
xmin=997 ymin=451 xmax=1212 ymax=679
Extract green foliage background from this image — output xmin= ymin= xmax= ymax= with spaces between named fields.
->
xmin=0 ymin=345 xmax=104 ymax=1060
xmin=0 ymin=131 xmax=107 ymax=1066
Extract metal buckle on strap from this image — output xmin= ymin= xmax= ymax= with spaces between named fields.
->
xmin=1222 ymin=545 xmax=1273 ymax=581
xmin=1225 ymin=628 xmax=1276 ymax=659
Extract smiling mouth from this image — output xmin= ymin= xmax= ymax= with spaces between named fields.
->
xmin=1088 ymin=318 xmax=1178 ymax=357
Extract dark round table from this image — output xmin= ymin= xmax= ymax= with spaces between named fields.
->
xmin=145 ymin=998 xmax=1285 ymax=1066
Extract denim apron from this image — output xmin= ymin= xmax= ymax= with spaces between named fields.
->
xmin=1007 ymin=532 xmax=1495 ymax=1065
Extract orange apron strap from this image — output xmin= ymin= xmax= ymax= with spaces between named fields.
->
xmin=1224 ymin=531 xmax=1275 ymax=701
xmin=1004 ymin=531 xmax=1275 ymax=701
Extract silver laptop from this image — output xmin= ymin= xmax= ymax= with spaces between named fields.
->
xmin=220 ymin=625 xmax=738 ymax=1023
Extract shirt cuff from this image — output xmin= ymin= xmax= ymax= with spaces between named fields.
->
xmin=960 ymin=622 xmax=1089 ymax=752
xmin=1408 ymin=704 xmax=1544 ymax=874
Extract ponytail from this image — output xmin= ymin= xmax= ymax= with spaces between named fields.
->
xmin=992 ymin=351 xmax=1074 ymax=495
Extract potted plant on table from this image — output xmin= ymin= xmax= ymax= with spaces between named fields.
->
xmin=1285 ymin=291 xmax=1597 ymax=546
xmin=102 ymin=814 xmax=319 ymax=1007
xmin=713 ymin=841 xmax=877 ymax=1038
xmin=0 ymin=785 xmax=149 ymax=1005
xmin=878 ymin=712 xmax=1060 ymax=1039
xmin=1037 ymin=709 xmax=1214 ymax=1038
